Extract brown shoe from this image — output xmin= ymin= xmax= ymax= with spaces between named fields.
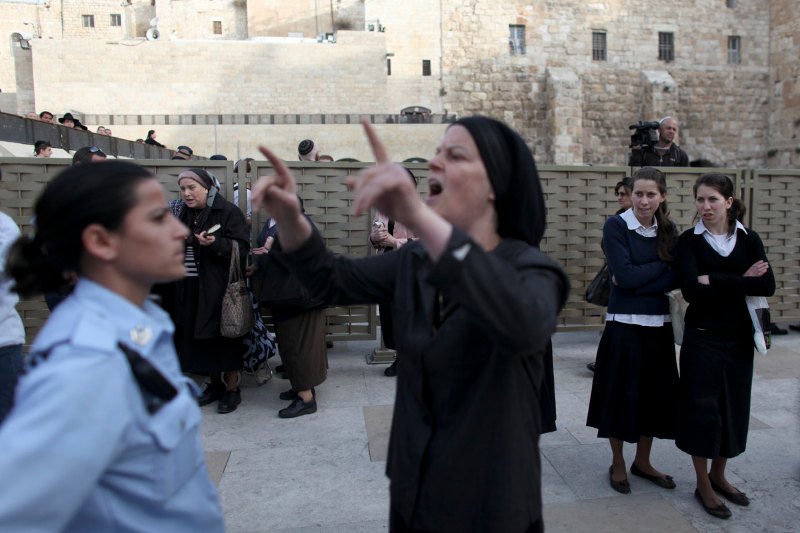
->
xmin=694 ymin=489 xmax=731 ymax=519
xmin=609 ymin=465 xmax=630 ymax=494
xmin=709 ymin=475 xmax=750 ymax=506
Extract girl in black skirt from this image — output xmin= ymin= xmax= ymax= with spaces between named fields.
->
xmin=587 ymin=167 xmax=680 ymax=494
xmin=674 ymin=173 xmax=775 ymax=519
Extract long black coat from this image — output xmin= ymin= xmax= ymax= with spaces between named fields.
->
xmin=175 ymin=194 xmax=249 ymax=339
xmin=279 ymin=227 xmax=569 ymax=532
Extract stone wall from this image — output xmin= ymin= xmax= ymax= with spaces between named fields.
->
xmin=768 ymin=0 xmax=800 ymax=168
xmin=28 ymin=32 xmax=388 ymax=115
xmin=247 ymin=0 xmax=364 ymax=38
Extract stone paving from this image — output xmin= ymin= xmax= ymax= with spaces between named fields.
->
xmin=201 ymin=328 xmax=800 ymax=533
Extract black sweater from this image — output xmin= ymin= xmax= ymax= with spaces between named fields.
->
xmin=674 ymin=227 xmax=775 ymax=334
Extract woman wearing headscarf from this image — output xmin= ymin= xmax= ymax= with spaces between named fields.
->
xmin=251 ymin=117 xmax=569 ymax=532
xmin=173 ymin=168 xmax=250 ymax=414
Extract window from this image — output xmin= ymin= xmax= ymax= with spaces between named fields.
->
xmin=422 ymin=59 xmax=431 ymax=76
xmin=592 ymin=31 xmax=607 ymax=61
xmin=509 ymin=24 xmax=526 ymax=55
xmin=212 ymin=21 xmax=222 ymax=35
xmin=82 ymin=15 xmax=95 ymax=28
xmin=387 ymin=59 xmax=392 ymax=76
xmin=110 ymin=14 xmax=122 ymax=27
xmin=728 ymin=36 xmax=741 ymax=64
xmin=658 ymin=32 xmax=674 ymax=62
xmin=726 ymin=0 xmax=736 ymax=8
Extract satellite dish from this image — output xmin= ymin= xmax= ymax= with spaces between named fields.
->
xmin=146 ymin=17 xmax=159 ymax=40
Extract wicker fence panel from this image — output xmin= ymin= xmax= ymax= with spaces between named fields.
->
xmin=749 ymin=170 xmax=800 ymax=321
xmin=2 ymin=159 xmax=797 ymax=344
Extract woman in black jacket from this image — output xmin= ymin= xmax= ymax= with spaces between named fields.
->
xmin=144 ymin=130 xmax=165 ymax=148
xmin=174 ymin=168 xmax=250 ymax=414
xmin=251 ymin=117 xmax=569 ymax=533
xmin=674 ymin=173 xmax=775 ymax=519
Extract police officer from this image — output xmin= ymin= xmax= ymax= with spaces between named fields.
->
xmin=0 ymin=162 xmax=224 ymax=531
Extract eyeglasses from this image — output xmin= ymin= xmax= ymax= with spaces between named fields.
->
xmin=88 ymin=146 xmax=103 ymax=153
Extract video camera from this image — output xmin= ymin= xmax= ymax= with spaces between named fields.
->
xmin=628 ymin=120 xmax=660 ymax=150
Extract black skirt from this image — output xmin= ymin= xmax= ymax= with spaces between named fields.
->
xmin=586 ymin=321 xmax=679 ymax=443
xmin=676 ymin=327 xmax=754 ymax=459
xmin=176 ymin=277 xmax=245 ymax=374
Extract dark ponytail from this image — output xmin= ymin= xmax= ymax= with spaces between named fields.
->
xmin=5 ymin=161 xmax=155 ymax=297
xmin=692 ymin=173 xmax=743 ymax=235
xmin=631 ymin=167 xmax=676 ymax=262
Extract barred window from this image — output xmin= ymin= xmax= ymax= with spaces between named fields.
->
xmin=728 ymin=35 xmax=741 ymax=64
xmin=81 ymin=15 xmax=95 ymax=28
xmin=509 ymin=24 xmax=526 ymax=55
xmin=110 ymin=14 xmax=122 ymax=27
xmin=213 ymin=21 xmax=222 ymax=35
xmin=592 ymin=31 xmax=607 ymax=61
xmin=422 ymin=59 xmax=431 ymax=76
xmin=658 ymin=32 xmax=674 ymax=62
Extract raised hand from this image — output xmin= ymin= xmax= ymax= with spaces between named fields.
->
xmin=347 ymin=122 xmax=426 ymax=229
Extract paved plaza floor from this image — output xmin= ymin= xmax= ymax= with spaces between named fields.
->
xmin=201 ymin=328 xmax=800 ymax=533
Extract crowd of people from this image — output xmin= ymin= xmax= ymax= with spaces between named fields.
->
xmin=0 ymin=113 xmax=789 ymax=530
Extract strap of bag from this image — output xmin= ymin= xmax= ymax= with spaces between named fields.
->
xmin=118 ymin=342 xmax=178 ymax=414
xmin=228 ymin=240 xmax=242 ymax=284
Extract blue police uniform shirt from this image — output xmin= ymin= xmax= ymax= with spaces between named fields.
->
xmin=0 ymin=279 xmax=225 ymax=532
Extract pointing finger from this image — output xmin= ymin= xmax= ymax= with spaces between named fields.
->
xmin=362 ymin=120 xmax=390 ymax=164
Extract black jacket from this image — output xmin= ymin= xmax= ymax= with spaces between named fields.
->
xmin=175 ymin=194 xmax=249 ymax=339
xmin=279 ymin=227 xmax=569 ymax=532
xmin=628 ymin=144 xmax=689 ymax=167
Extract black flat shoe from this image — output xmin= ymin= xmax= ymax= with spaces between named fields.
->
xmin=630 ymin=463 xmax=676 ymax=489
xmin=586 ymin=362 xmax=596 ymax=373
xmin=709 ymin=475 xmax=750 ymax=506
xmin=695 ymin=489 xmax=731 ymax=519
xmin=217 ymin=388 xmax=241 ymax=414
xmin=279 ymin=397 xmax=317 ymax=418
xmin=279 ymin=389 xmax=298 ymax=401
xmin=384 ymin=360 xmax=398 ymax=377
xmin=197 ymin=382 xmax=225 ymax=406
xmin=609 ymin=465 xmax=630 ymax=494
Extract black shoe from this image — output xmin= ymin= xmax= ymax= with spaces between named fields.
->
xmin=197 ymin=382 xmax=225 ymax=406
xmin=789 ymin=324 xmax=800 ymax=332
xmin=326 ymin=340 xmax=334 ymax=349
xmin=708 ymin=475 xmax=750 ymax=506
xmin=384 ymin=360 xmax=398 ymax=377
xmin=586 ymin=362 xmax=596 ymax=373
xmin=694 ymin=489 xmax=731 ymax=519
xmin=770 ymin=323 xmax=788 ymax=335
xmin=279 ymin=397 xmax=317 ymax=418
xmin=630 ymin=463 xmax=676 ymax=489
xmin=279 ymin=388 xmax=299 ymax=401
xmin=217 ymin=388 xmax=241 ymax=414
xmin=275 ymin=364 xmax=285 ymax=373
xmin=609 ymin=465 xmax=630 ymax=494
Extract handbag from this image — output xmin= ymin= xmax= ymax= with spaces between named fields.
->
xmin=666 ymin=289 xmax=688 ymax=345
xmin=220 ymin=241 xmax=255 ymax=338
xmin=746 ymin=296 xmax=771 ymax=355
xmin=585 ymin=261 xmax=611 ymax=307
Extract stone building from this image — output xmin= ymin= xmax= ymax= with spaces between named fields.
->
xmin=1 ymin=0 xmax=798 ymax=167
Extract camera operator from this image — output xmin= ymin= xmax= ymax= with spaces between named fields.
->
xmin=629 ymin=116 xmax=689 ymax=167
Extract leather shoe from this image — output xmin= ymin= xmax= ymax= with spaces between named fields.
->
xmin=709 ymin=475 xmax=750 ymax=506
xmin=770 ymin=323 xmax=788 ymax=335
xmin=609 ymin=465 xmax=630 ymax=494
xmin=279 ymin=389 xmax=299 ymax=401
xmin=586 ymin=362 xmax=596 ymax=373
xmin=279 ymin=397 xmax=317 ymax=418
xmin=217 ymin=388 xmax=241 ymax=414
xmin=279 ymin=387 xmax=313 ymax=401
xmin=384 ymin=360 xmax=398 ymax=377
xmin=630 ymin=463 xmax=676 ymax=489
xmin=694 ymin=489 xmax=731 ymax=519
xmin=197 ymin=382 xmax=225 ymax=406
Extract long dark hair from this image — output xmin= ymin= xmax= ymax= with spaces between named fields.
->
xmin=692 ymin=173 xmax=745 ymax=235
xmin=6 ymin=161 xmax=155 ymax=296
xmin=631 ymin=167 xmax=676 ymax=261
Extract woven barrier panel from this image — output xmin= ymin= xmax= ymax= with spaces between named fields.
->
xmin=2 ymin=159 xmax=796 ymax=343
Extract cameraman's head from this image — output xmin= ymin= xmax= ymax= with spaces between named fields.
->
xmin=658 ymin=117 xmax=679 ymax=147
